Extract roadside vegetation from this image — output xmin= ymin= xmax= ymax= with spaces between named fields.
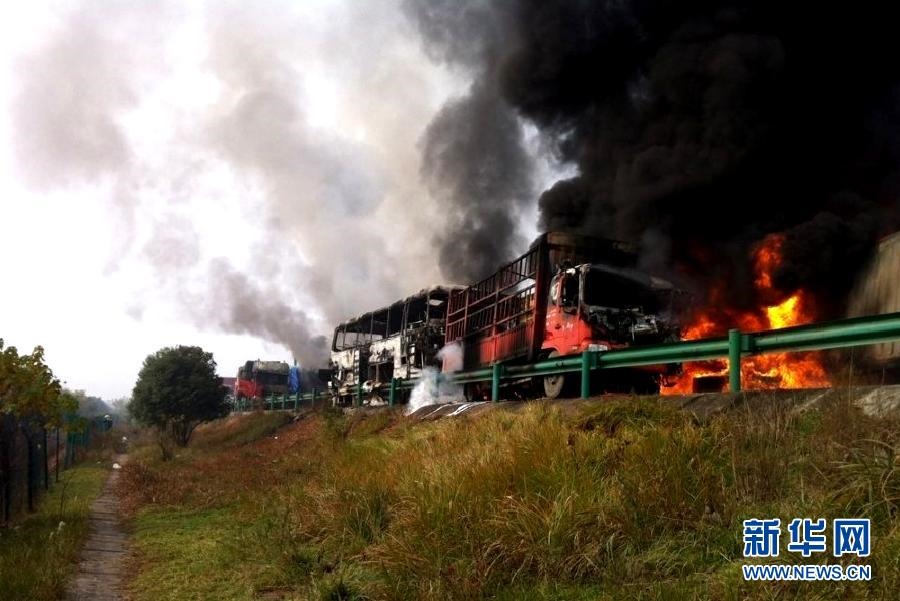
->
xmin=0 ymin=465 xmax=108 ymax=600
xmin=129 ymin=345 xmax=229 ymax=460
xmin=120 ymin=394 xmax=899 ymax=600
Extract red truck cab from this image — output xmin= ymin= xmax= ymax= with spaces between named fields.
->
xmin=234 ymin=360 xmax=290 ymax=403
xmin=545 ymin=263 xmax=677 ymax=355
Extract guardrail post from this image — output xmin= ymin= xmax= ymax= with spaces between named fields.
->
xmin=581 ymin=351 xmax=592 ymax=399
xmin=389 ymin=378 xmax=397 ymax=406
xmin=728 ymin=328 xmax=742 ymax=393
xmin=356 ymin=381 xmax=362 ymax=407
xmin=312 ymin=388 xmax=318 ymax=407
xmin=491 ymin=363 xmax=502 ymax=402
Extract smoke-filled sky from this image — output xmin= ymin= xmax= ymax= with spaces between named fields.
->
xmin=0 ymin=0 xmax=551 ymax=398
xmin=4 ymin=1 xmax=899 ymax=399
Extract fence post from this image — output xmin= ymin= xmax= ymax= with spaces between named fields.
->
xmin=728 ymin=328 xmax=742 ymax=393
xmin=491 ymin=363 xmax=502 ymax=402
xmin=43 ymin=428 xmax=49 ymax=491
xmin=389 ymin=378 xmax=397 ymax=407
xmin=64 ymin=432 xmax=71 ymax=468
xmin=581 ymin=351 xmax=592 ymax=399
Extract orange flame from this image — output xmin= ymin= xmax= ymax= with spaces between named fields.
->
xmin=665 ymin=235 xmax=830 ymax=394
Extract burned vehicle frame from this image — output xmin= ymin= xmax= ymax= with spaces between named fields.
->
xmin=321 ymin=286 xmax=460 ymax=405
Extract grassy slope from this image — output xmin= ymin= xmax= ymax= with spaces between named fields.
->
xmin=121 ymin=397 xmax=900 ymax=600
xmin=0 ymin=465 xmax=108 ymax=601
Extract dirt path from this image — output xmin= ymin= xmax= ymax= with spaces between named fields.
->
xmin=65 ymin=456 xmax=128 ymax=601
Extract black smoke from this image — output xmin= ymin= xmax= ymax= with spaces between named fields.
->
xmin=407 ymin=1 xmax=900 ymax=316
xmin=406 ymin=1 xmax=534 ymax=282
xmin=421 ymin=79 xmax=534 ymax=281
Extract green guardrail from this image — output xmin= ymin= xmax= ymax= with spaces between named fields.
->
xmin=232 ymin=388 xmax=323 ymax=413
xmin=233 ymin=311 xmax=900 ymax=411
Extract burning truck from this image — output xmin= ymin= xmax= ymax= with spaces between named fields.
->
xmin=234 ymin=360 xmax=290 ymax=403
xmin=446 ymin=232 xmax=684 ymax=398
xmin=323 ymin=232 xmax=685 ymax=405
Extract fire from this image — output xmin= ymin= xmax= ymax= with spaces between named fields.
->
xmin=665 ymin=235 xmax=830 ymax=394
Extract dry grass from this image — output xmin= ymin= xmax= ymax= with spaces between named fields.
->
xmin=121 ymin=393 xmax=900 ymax=600
xmin=0 ymin=466 xmax=108 ymax=601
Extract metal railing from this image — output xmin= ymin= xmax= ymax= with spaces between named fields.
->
xmin=231 ymin=388 xmax=325 ymax=412
xmin=232 ymin=311 xmax=900 ymax=410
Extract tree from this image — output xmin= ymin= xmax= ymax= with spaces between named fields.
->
xmin=129 ymin=346 xmax=228 ymax=458
xmin=1 ymin=339 xmax=76 ymax=517
xmin=110 ymin=397 xmax=131 ymax=424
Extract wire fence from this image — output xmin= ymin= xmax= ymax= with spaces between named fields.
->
xmin=0 ymin=414 xmax=100 ymax=525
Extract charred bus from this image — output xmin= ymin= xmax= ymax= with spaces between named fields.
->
xmin=445 ymin=232 xmax=684 ymax=397
xmin=324 ymin=286 xmax=461 ymax=405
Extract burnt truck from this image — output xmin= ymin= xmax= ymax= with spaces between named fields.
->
xmin=234 ymin=360 xmax=290 ymax=402
xmin=324 ymin=286 xmax=461 ymax=405
xmin=445 ymin=231 xmax=684 ymax=397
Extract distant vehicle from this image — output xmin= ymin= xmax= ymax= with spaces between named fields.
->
xmin=220 ymin=376 xmax=236 ymax=399
xmin=234 ymin=360 xmax=290 ymax=402
xmin=288 ymin=365 xmax=301 ymax=394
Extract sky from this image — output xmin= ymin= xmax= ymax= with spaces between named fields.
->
xmin=0 ymin=0 xmax=549 ymax=399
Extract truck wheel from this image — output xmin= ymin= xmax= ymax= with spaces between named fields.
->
xmin=542 ymin=350 xmax=570 ymax=399
xmin=464 ymin=383 xmax=487 ymax=402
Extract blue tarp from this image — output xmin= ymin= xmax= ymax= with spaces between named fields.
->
xmin=288 ymin=366 xmax=301 ymax=393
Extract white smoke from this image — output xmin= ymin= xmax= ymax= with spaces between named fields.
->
xmin=406 ymin=342 xmax=463 ymax=414
xmin=7 ymin=1 xmax=462 ymax=367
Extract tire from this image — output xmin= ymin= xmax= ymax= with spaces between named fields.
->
xmin=542 ymin=350 xmax=573 ymax=399
xmin=463 ymin=383 xmax=484 ymax=402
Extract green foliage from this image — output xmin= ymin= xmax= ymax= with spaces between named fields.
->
xmin=129 ymin=346 xmax=228 ymax=452
xmin=0 ymin=338 xmax=74 ymax=426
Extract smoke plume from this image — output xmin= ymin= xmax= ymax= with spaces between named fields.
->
xmin=9 ymin=1 xmax=456 ymax=369
xmin=203 ymin=259 xmax=329 ymax=369
xmin=406 ymin=0 xmax=536 ymax=282
xmin=406 ymin=1 xmax=900 ymax=317
xmin=406 ymin=342 xmax=463 ymax=414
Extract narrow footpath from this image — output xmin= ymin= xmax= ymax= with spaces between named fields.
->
xmin=65 ymin=456 xmax=129 ymax=601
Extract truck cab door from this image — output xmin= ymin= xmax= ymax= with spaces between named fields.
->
xmin=545 ymin=271 xmax=580 ymax=352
